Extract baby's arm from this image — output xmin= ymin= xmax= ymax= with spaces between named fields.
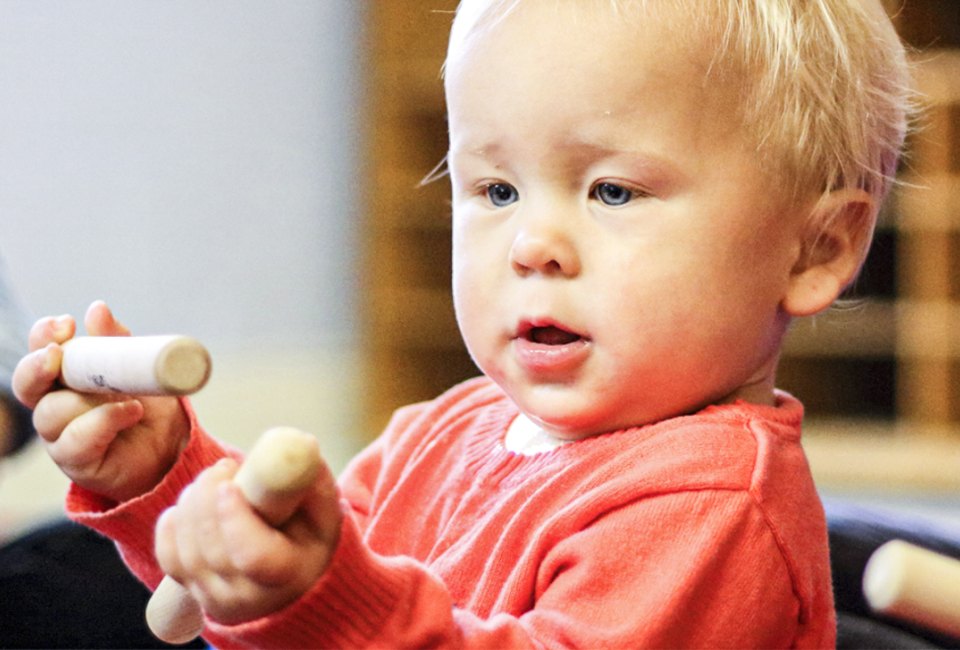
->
xmin=186 ymin=486 xmax=804 ymax=649
xmin=12 ymin=301 xmax=190 ymax=502
xmin=192 ymin=409 xmax=810 ymax=650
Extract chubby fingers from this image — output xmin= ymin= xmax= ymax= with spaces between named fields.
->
xmin=35 ymin=393 xmax=144 ymax=473
xmin=155 ymin=453 xmax=342 ymax=625
xmin=14 ymin=302 xmax=132 ymax=410
xmin=288 ymin=456 xmax=343 ymax=552
xmin=215 ymin=479 xmax=308 ymax=586
xmin=14 ymin=313 xmax=77 ymax=409
xmin=84 ymin=300 xmax=132 ymax=337
xmin=156 ymin=459 xmax=240 ymax=589
xmin=27 ymin=314 xmax=75 ymax=352
xmin=219 ymin=454 xmax=342 ymax=587
xmin=12 ymin=343 xmax=63 ymax=409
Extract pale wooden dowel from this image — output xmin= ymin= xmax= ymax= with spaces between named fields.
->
xmin=146 ymin=427 xmax=321 ymax=644
xmin=863 ymin=539 xmax=960 ymax=639
xmin=60 ymin=335 xmax=212 ymax=396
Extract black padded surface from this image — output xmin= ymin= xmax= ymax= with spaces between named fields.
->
xmin=826 ymin=500 xmax=960 ymax=649
xmin=0 ymin=519 xmax=206 ymax=649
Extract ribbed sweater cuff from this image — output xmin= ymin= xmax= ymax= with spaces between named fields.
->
xmin=65 ymin=398 xmax=233 ymax=588
xmin=205 ymin=510 xmax=411 ymax=649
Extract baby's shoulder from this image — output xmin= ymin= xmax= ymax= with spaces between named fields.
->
xmin=577 ymin=397 xmax=808 ymax=501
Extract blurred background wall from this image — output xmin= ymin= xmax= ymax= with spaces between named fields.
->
xmin=0 ymin=1 xmax=368 ymax=528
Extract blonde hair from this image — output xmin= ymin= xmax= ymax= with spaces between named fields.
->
xmin=446 ymin=0 xmax=914 ymax=208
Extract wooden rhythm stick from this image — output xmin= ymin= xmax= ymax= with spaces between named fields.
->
xmin=863 ymin=539 xmax=960 ymax=638
xmin=60 ymin=335 xmax=212 ymax=396
xmin=146 ymin=426 xmax=321 ymax=644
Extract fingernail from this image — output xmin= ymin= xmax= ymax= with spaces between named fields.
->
xmin=52 ymin=315 xmax=71 ymax=336
xmin=91 ymin=300 xmax=112 ymax=321
xmin=42 ymin=343 xmax=60 ymax=374
xmin=113 ymin=399 xmax=143 ymax=417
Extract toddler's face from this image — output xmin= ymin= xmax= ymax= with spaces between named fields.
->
xmin=446 ymin=2 xmax=808 ymax=439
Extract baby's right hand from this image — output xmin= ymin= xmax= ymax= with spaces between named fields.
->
xmin=12 ymin=301 xmax=191 ymax=503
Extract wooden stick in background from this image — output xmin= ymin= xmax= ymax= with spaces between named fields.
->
xmin=863 ymin=539 xmax=960 ymax=639
xmin=146 ymin=426 xmax=322 ymax=644
xmin=60 ymin=335 xmax=212 ymax=396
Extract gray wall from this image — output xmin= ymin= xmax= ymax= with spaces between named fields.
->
xmin=0 ymin=1 xmax=363 ymax=352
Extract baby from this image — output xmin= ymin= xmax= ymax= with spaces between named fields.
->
xmin=14 ymin=0 xmax=911 ymax=647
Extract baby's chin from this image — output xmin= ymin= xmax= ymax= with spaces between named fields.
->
xmin=489 ymin=368 xmax=670 ymax=438
xmin=517 ymin=405 xmax=641 ymax=442
xmin=511 ymin=384 xmax=710 ymax=440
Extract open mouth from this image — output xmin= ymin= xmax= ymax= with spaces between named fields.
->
xmin=517 ymin=321 xmax=586 ymax=346
xmin=513 ymin=319 xmax=591 ymax=372
xmin=528 ymin=325 xmax=581 ymax=345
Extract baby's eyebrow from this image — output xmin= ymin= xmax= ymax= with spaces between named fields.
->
xmin=559 ymin=138 xmax=688 ymax=186
xmin=558 ymin=137 xmax=670 ymax=166
xmin=446 ymin=142 xmax=512 ymax=174
xmin=447 ymin=141 xmax=503 ymax=158
xmin=449 ymin=136 xmax=688 ymax=191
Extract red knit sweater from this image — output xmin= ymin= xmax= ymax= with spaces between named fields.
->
xmin=68 ymin=377 xmax=835 ymax=648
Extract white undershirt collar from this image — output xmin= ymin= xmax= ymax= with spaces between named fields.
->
xmin=503 ymin=413 xmax=570 ymax=456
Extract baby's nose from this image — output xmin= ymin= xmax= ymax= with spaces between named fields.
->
xmin=508 ymin=221 xmax=581 ymax=278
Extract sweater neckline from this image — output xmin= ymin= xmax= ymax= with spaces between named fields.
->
xmin=459 ymin=386 xmax=804 ymax=484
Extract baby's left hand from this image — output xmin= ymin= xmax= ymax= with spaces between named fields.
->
xmin=154 ymin=456 xmax=342 ymax=625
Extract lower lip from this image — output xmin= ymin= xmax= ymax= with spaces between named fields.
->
xmin=512 ymin=337 xmax=591 ymax=375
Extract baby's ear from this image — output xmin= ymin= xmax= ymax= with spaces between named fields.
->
xmin=783 ymin=189 xmax=877 ymax=317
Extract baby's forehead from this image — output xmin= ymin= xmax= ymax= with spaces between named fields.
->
xmin=453 ymin=3 xmax=704 ymax=58
xmin=449 ymin=2 xmax=709 ymax=45
xmin=444 ymin=3 xmax=758 ymax=177
xmin=445 ymin=1 xmax=736 ymax=118
xmin=446 ymin=1 xmax=725 ymax=84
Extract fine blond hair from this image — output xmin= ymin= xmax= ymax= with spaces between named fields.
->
xmin=445 ymin=0 xmax=913 ymax=209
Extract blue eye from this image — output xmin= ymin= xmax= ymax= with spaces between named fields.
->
xmin=486 ymin=183 xmax=519 ymax=207
xmin=593 ymin=182 xmax=633 ymax=206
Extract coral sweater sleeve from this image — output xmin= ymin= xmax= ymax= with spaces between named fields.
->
xmin=195 ymin=488 xmax=802 ymax=648
xmin=66 ymin=388 xmax=829 ymax=648
xmin=66 ymin=399 xmax=238 ymax=591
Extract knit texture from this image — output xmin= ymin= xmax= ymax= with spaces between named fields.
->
xmin=69 ymin=377 xmax=835 ymax=648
